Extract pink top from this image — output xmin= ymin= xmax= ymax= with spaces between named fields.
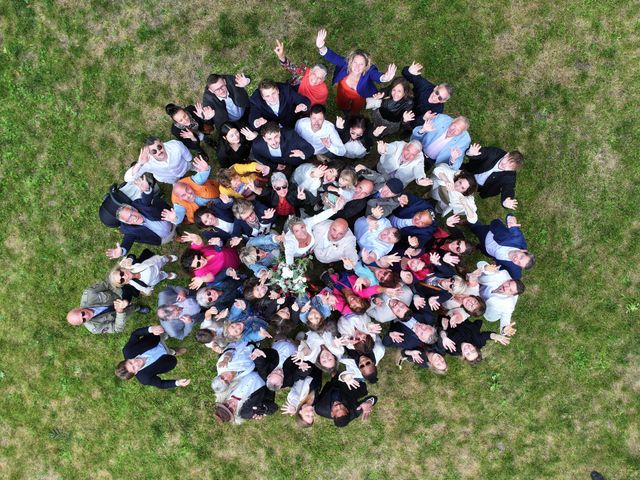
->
xmin=192 ymin=242 xmax=241 ymax=280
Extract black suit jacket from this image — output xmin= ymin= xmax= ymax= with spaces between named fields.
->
xmin=251 ymin=128 xmax=314 ymax=169
xmin=382 ymin=321 xmax=427 ymax=350
xmin=169 ymin=105 xmax=212 ymax=158
xmin=248 ymin=82 xmax=310 ymax=129
xmin=122 ymin=327 xmax=178 ymax=389
xmin=239 ymin=386 xmax=278 ymax=419
xmin=119 ymin=190 xmax=171 ymax=254
xmin=202 ymin=75 xmax=251 ymax=129
xmin=461 ymin=147 xmax=517 ymax=202
xmin=314 ymin=377 xmax=372 ymax=426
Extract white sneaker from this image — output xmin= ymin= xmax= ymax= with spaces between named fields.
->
xmin=167 ymin=272 xmax=177 ymax=280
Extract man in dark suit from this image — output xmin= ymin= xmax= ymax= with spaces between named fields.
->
xmin=114 ymin=325 xmax=190 ymax=389
xmin=461 ymin=143 xmax=523 ymax=209
xmin=469 ymin=214 xmax=534 ymax=280
xmin=105 ymin=177 xmax=175 ymax=259
xmin=314 ymin=376 xmax=377 ymax=427
xmin=388 ymin=194 xmax=439 ymax=248
xmin=401 ymin=62 xmax=451 ymax=126
xmin=202 ymin=73 xmax=251 ymax=129
xmin=250 ymin=121 xmax=314 ymax=171
xmin=248 ymin=79 xmax=310 ymax=130
xmin=382 ymin=315 xmax=439 ymax=350
xmin=231 ymin=199 xmax=276 ymax=238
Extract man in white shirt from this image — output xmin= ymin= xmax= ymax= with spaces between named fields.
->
xmin=476 ymin=261 xmax=524 ymax=333
xmin=354 ymin=216 xmax=401 ymax=261
xmin=376 ymin=139 xmax=430 ymax=187
xmin=312 ymin=218 xmax=358 ymax=266
xmin=295 ymin=104 xmax=346 ymax=157
xmin=124 ymin=137 xmax=193 ymax=185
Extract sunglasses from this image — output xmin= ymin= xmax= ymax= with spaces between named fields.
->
xmin=118 ymin=271 xmax=127 ymax=283
xmin=433 ymin=89 xmax=446 ymax=102
xmin=149 ymin=143 xmax=164 ymax=155
xmin=274 ymin=185 xmax=288 ymax=191
xmin=193 ymin=256 xmax=203 ymax=269
xmin=80 ymin=310 xmax=89 ymax=321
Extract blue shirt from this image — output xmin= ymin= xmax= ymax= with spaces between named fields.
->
xmin=173 ymin=168 xmax=212 ymax=224
xmin=136 ymin=341 xmax=171 ymax=370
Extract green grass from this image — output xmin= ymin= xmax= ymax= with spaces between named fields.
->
xmin=1 ymin=0 xmax=639 ymax=478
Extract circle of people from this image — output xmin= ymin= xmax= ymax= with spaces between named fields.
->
xmin=67 ymin=29 xmax=534 ymax=427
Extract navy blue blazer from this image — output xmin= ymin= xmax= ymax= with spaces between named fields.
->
xmin=382 ymin=321 xmax=426 ymax=350
xmin=248 ymin=82 xmax=310 ymax=129
xmin=461 ymin=147 xmax=517 ymax=202
xmin=401 ymin=66 xmax=445 ymax=126
xmin=122 ymin=327 xmax=178 ymax=389
xmin=473 ymin=218 xmax=527 ymax=280
xmin=199 ymin=201 xmax=242 ymax=242
xmin=250 ymin=128 xmax=314 ymax=170
xmin=391 ymin=194 xmax=438 ymax=247
xmin=314 ymin=377 xmax=373 ymax=426
xmin=119 ymin=190 xmax=171 ymax=254
xmin=235 ymin=200 xmax=276 ymax=238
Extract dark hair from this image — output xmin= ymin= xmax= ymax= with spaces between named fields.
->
xmin=348 ymin=115 xmax=368 ymax=132
xmin=143 ymin=136 xmax=161 ymax=146
xmin=397 ymin=307 xmax=413 ymax=322
xmin=459 ymin=241 xmax=475 ymax=256
xmin=464 ymin=348 xmax=483 ymax=366
xmin=115 ymin=360 xmax=134 ymax=380
xmin=453 ymin=170 xmax=478 ymax=195
xmin=219 ymin=122 xmax=243 ymax=144
xmin=195 ymin=329 xmax=214 ymax=344
xmin=194 ymin=206 xmax=214 ymax=230
xmin=343 ymin=290 xmax=370 ymax=314
xmin=270 ymin=311 xmax=297 ymax=336
xmin=180 ymin=248 xmax=202 ymax=273
xmin=387 ymin=77 xmax=412 ymax=99
xmin=309 ymin=104 xmax=326 ymax=116
xmin=243 ymin=277 xmax=263 ymax=302
xmin=353 ymin=335 xmax=374 ymax=355
xmin=206 ymin=73 xmax=223 ymax=88
xmin=165 ymin=103 xmax=184 ymax=118
xmin=217 ymin=168 xmax=238 ymax=188
xmin=361 ymin=364 xmax=378 ymax=384
xmin=523 ymin=253 xmax=536 ymax=270
xmin=514 ymin=279 xmax=526 ymax=295
xmin=315 ymin=346 xmax=338 ymax=374
xmin=260 ymin=121 xmax=280 ymax=137
xmin=508 ymin=151 xmax=524 ymax=169
xmin=258 ymin=79 xmax=278 ymax=92
xmin=465 ymin=296 xmax=486 ymax=317
xmin=378 ymin=271 xmax=400 ymax=289
xmin=334 ymin=414 xmax=350 ymax=428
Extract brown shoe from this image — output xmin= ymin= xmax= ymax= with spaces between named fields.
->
xmin=395 ymin=349 xmax=406 ymax=369
xmin=174 ymin=347 xmax=187 ymax=356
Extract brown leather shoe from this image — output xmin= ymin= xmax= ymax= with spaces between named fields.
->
xmin=174 ymin=347 xmax=187 ymax=356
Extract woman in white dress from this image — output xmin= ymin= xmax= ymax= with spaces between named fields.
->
xmin=430 ymin=164 xmax=479 ymax=223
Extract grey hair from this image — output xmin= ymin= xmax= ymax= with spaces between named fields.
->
xmin=312 ymin=64 xmax=328 ymax=78
xmin=455 ymin=115 xmax=470 ymax=129
xmin=271 ymin=172 xmax=288 ymax=186
xmin=196 ymin=287 xmax=214 ymax=308
xmin=285 ymin=215 xmax=306 ymax=233
xmin=232 ymin=199 xmax=254 ymax=219
xmin=156 ymin=305 xmax=176 ymax=320
xmin=441 ymin=83 xmax=454 ymax=97
xmin=408 ymin=139 xmax=423 ymax=150
xmin=211 ymin=376 xmax=227 ymax=394
xmin=115 ymin=204 xmax=133 ymax=220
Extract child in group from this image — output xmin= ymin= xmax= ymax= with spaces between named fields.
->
xmin=321 ymin=168 xmax=358 ymax=209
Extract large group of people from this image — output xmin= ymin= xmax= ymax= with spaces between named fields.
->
xmin=67 ymin=29 xmax=534 ymax=427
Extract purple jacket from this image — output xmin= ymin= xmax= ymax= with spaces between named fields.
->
xmin=321 ymin=48 xmax=384 ymax=98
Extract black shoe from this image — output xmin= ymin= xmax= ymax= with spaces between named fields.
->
xmin=320 ymin=270 xmax=335 ymax=289
xmin=137 ymin=306 xmax=151 ymax=314
xmin=590 ymin=472 xmax=605 ymax=480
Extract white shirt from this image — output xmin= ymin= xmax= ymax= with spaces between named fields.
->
xmin=430 ymin=164 xmax=478 ymax=222
xmin=295 ymin=118 xmax=346 ymax=156
xmin=343 ymin=139 xmax=368 ymax=159
xmin=425 ymin=131 xmax=452 ymax=160
xmin=293 ymin=163 xmax=322 ymax=196
xmin=376 ymin=141 xmax=426 ymax=187
xmin=284 ymin=208 xmax=336 ymax=264
xmin=484 ymin=231 xmax=518 ymax=261
xmin=311 ymin=220 xmax=358 ymax=264
xmin=366 ymin=286 xmax=414 ymax=323
xmin=124 ymin=140 xmax=193 ymax=184
xmin=272 ymin=339 xmax=297 ymax=369
xmin=477 ymin=261 xmax=519 ymax=331
xmin=354 ymin=216 xmax=394 ymax=260
xmin=300 ymin=331 xmax=344 ymax=363
xmin=474 ymin=157 xmax=505 ymax=186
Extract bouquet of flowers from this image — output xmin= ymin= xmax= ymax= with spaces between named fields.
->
xmin=268 ymin=255 xmax=314 ymax=296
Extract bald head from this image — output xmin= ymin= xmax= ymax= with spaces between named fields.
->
xmin=328 ymin=218 xmax=349 ymax=241
xmin=173 ymin=181 xmax=195 ymax=202
xmin=67 ymin=308 xmax=93 ymax=326
xmin=354 ymin=179 xmax=374 ymax=199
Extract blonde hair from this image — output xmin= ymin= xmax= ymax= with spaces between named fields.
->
xmin=295 ymin=391 xmax=316 ymax=428
xmin=346 ymin=50 xmax=371 ymax=75
xmin=239 ymin=245 xmax=258 ymax=266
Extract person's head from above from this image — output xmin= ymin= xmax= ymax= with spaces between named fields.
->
xmin=444 ymin=239 xmax=473 ymax=256
xmin=348 ymin=115 xmax=367 ymax=141
xmin=180 ymin=248 xmax=208 ymax=273
xmin=500 ymin=151 xmax=524 ymax=171
xmin=446 ymin=116 xmax=470 ymax=137
xmin=328 ymin=218 xmax=349 ymax=241
xmin=220 ymin=122 xmax=242 ymax=146
xmin=165 ymin=103 xmax=190 ymax=126
xmin=388 ymin=298 xmax=412 ymax=321
xmin=379 ymin=226 xmax=401 ymax=245
xmin=461 ymin=295 xmax=486 ymax=317
xmin=194 ymin=207 xmax=217 ymax=229
xmin=196 ymin=287 xmax=220 ymax=308
xmin=243 ymin=277 xmax=268 ymax=301
xmin=260 ymin=121 xmax=281 ymax=149
xmin=266 ymin=367 xmax=284 ymax=391
xmin=320 ymin=162 xmax=339 ymax=183
xmin=306 ymin=307 xmax=325 ymax=331
xmin=358 ymin=354 xmax=378 ymax=384
xmin=343 ymin=289 xmax=370 ymax=314
xmin=309 ymin=104 xmax=326 ymax=132
xmin=211 ymin=370 xmax=238 ymax=393
xmin=173 ymin=181 xmax=196 ymax=202
xmin=116 ymin=205 xmax=144 ymax=225
xmin=412 ymin=209 xmax=434 ymax=228
xmin=509 ymin=250 xmax=536 ymax=270
xmin=206 ymin=73 xmax=229 ymax=98
xmin=452 ymin=171 xmax=478 ymax=196
xmin=426 ymin=351 xmax=448 ymax=374
xmin=316 ymin=345 xmax=338 ymax=373
xmin=217 ymin=168 xmax=243 ymax=190
xmin=224 ymin=320 xmax=245 ymax=340
xmin=331 ymin=400 xmax=350 ymax=427
xmin=144 ymin=137 xmax=167 ymax=160
xmin=195 ymin=328 xmax=214 ymax=344
xmin=413 ymin=322 xmax=438 ymax=344
xmin=239 ymin=245 xmax=259 ymax=267
xmin=288 ymin=217 xmax=309 ymax=242
xmin=270 ymin=172 xmax=289 ymax=197
xmin=440 ymin=275 xmax=466 ymax=294
xmin=379 ymin=178 xmax=404 ymax=198
xmin=308 ymin=64 xmax=328 ymax=86
xmin=109 ymin=267 xmax=133 ymax=288
xmin=156 ymin=304 xmax=183 ymax=321
xmin=495 ymin=278 xmax=525 ymax=296
xmin=115 ymin=357 xmax=146 ymax=380
xmin=66 ymin=308 xmax=95 ymax=326
xmin=461 ymin=342 xmax=482 ymax=365
xmin=401 ymin=140 xmax=423 ymax=163
xmin=338 ymin=168 xmax=358 ymax=189
xmin=213 ymin=401 xmax=237 ymax=423
xmin=374 ymin=268 xmax=399 ymax=289
xmin=232 ymin=199 xmax=258 ymax=223
xmin=428 ymin=83 xmax=453 ymax=104
xmin=406 ymin=257 xmax=426 ymax=273
xmin=388 ymin=77 xmax=412 ymax=102
xmin=353 ymin=178 xmax=374 ymax=200
xmin=297 ymin=402 xmax=316 ymax=427
xmin=346 ymin=49 xmax=371 ymax=76
xmin=258 ymin=79 xmax=280 ymax=106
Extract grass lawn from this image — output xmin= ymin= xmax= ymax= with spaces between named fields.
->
xmin=1 ymin=0 xmax=639 ymax=478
